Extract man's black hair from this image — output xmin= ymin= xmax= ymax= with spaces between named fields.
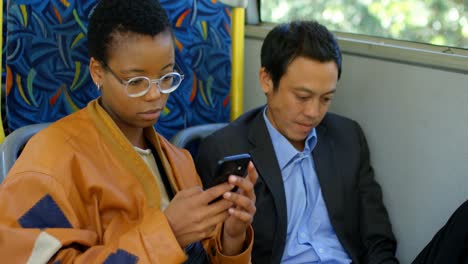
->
xmin=261 ymin=20 xmax=342 ymax=90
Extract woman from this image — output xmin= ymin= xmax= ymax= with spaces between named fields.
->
xmin=0 ymin=0 xmax=256 ymax=263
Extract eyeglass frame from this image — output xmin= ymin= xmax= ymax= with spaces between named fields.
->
xmin=101 ymin=62 xmax=184 ymax=98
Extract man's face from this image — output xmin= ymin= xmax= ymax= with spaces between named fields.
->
xmin=260 ymin=56 xmax=338 ymax=150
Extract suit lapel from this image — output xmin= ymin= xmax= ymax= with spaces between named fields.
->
xmin=313 ymin=124 xmax=345 ymax=224
xmin=248 ymin=111 xmax=288 ymax=258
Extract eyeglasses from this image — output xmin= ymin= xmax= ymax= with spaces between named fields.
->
xmin=102 ymin=63 xmax=184 ymax=98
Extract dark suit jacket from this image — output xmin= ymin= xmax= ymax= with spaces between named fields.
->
xmin=195 ymin=106 xmax=398 ymax=264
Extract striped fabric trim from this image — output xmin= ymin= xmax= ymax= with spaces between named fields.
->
xmin=103 ymin=249 xmax=139 ymax=264
xmin=19 ymin=194 xmax=72 ymax=229
xmin=27 ymin=232 xmax=62 ymax=264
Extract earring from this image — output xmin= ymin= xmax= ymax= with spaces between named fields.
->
xmin=96 ymin=83 xmax=101 ymax=90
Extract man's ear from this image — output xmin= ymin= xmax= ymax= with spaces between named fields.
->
xmin=89 ymin=57 xmax=104 ymax=86
xmin=259 ymin=67 xmax=273 ymax=95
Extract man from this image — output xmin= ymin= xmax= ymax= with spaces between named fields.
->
xmin=196 ymin=21 xmax=397 ymax=263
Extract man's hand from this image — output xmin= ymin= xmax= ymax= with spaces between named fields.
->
xmin=220 ymin=162 xmax=258 ymax=255
xmin=164 ymin=183 xmax=234 ymax=248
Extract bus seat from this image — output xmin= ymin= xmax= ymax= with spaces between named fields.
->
xmin=170 ymin=123 xmax=228 ymax=149
xmin=3 ymin=0 xmax=234 ymax=140
xmin=0 ymin=123 xmax=51 ymax=182
xmin=4 ymin=1 xmax=99 ymax=134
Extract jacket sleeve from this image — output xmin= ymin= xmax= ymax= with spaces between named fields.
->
xmin=205 ymin=224 xmax=254 ymax=264
xmin=0 ymin=172 xmax=187 ymax=264
xmin=355 ymin=122 xmax=399 ymax=264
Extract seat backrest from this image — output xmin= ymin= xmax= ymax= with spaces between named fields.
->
xmin=4 ymin=0 xmax=234 ymax=141
xmin=0 ymin=122 xmax=50 ymax=182
xmin=157 ymin=0 xmax=234 ymax=139
xmin=5 ymin=1 xmax=100 ymax=132
xmin=1 ymin=0 xmax=235 ymax=180
xmin=170 ymin=123 xmax=228 ymax=150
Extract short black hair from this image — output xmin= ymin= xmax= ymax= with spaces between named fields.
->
xmin=87 ymin=0 xmax=172 ymax=64
xmin=261 ymin=20 xmax=342 ymax=90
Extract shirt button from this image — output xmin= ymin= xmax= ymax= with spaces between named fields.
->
xmin=318 ymin=248 xmax=325 ymax=253
xmin=300 ymin=232 xmax=307 ymax=238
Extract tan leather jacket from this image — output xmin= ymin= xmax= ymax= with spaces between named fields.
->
xmin=0 ymin=99 xmax=252 ymax=263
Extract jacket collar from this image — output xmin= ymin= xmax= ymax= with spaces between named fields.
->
xmin=247 ymin=108 xmax=288 ymax=261
xmin=312 ymin=120 xmax=345 ymax=223
xmin=87 ymin=99 xmax=164 ymax=208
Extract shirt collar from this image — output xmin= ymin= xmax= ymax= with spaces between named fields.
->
xmin=263 ymin=107 xmax=318 ymax=170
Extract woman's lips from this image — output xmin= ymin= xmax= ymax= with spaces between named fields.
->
xmin=139 ymin=109 xmax=161 ymax=121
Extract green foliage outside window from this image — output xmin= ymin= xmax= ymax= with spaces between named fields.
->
xmin=261 ymin=0 xmax=468 ymax=49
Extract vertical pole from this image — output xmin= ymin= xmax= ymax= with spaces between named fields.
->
xmin=230 ymin=7 xmax=245 ymax=121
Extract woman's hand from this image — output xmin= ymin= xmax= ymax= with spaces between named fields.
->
xmin=220 ymin=162 xmax=258 ymax=255
xmin=164 ymin=183 xmax=234 ymax=248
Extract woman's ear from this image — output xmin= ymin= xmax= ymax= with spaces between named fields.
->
xmin=259 ymin=67 xmax=273 ymax=95
xmin=89 ymin=58 xmax=104 ymax=87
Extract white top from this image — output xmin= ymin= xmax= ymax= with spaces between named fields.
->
xmin=134 ymin=146 xmax=170 ymax=210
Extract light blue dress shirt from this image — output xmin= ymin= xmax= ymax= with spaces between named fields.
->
xmin=263 ymin=108 xmax=351 ymax=264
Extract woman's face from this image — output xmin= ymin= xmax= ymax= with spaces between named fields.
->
xmin=90 ymin=30 xmax=175 ymax=136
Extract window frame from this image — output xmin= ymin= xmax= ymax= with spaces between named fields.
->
xmin=245 ymin=23 xmax=468 ymax=74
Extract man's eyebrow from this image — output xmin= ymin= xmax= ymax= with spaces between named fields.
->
xmin=293 ymin=87 xmax=337 ymax=95
xmin=323 ymin=89 xmax=337 ymax=95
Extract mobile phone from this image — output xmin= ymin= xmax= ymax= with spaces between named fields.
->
xmin=206 ymin=153 xmax=251 ymax=203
